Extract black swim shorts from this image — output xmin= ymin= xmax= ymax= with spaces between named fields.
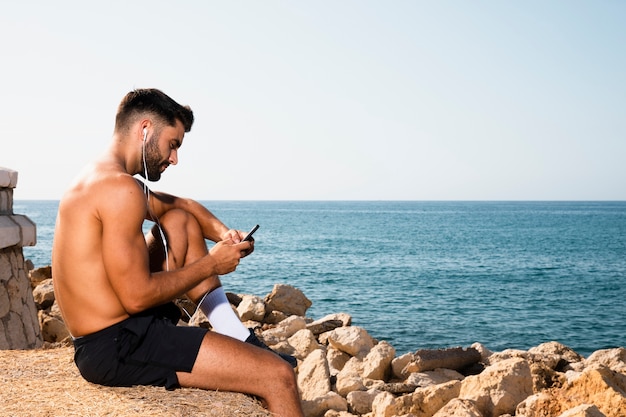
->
xmin=73 ymin=302 xmax=207 ymax=390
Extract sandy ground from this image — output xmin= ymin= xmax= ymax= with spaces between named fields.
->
xmin=0 ymin=346 xmax=271 ymax=417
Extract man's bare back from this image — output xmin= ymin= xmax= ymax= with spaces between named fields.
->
xmin=53 ymin=158 xmax=150 ymax=337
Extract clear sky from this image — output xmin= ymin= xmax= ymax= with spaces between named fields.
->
xmin=2 ymin=1 xmax=624 ymax=201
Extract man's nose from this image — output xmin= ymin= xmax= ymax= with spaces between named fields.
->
xmin=169 ymin=149 xmax=178 ymax=165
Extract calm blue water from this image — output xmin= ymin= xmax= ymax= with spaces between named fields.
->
xmin=15 ymin=200 xmax=626 ymax=357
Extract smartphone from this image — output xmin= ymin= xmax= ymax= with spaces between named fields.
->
xmin=242 ymin=224 xmax=260 ymax=242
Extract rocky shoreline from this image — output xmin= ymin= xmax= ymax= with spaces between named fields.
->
xmin=28 ymin=266 xmax=626 ymax=417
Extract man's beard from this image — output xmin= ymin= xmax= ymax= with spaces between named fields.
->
xmin=143 ymin=138 xmax=165 ymax=182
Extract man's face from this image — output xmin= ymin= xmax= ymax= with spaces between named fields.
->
xmin=143 ymin=120 xmax=185 ymax=181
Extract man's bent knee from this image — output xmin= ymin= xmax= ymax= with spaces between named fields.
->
xmin=148 ymin=209 xmax=204 ymax=271
xmin=159 ymin=208 xmax=198 ymax=230
xmin=270 ymin=358 xmax=299 ymax=389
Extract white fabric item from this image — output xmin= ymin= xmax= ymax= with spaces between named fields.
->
xmin=199 ymin=286 xmax=249 ymax=341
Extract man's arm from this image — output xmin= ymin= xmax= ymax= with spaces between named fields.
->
xmin=101 ymin=177 xmax=249 ymax=314
xmin=147 ymin=189 xmax=241 ymax=243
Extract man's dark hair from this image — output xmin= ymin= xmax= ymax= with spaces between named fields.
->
xmin=115 ymin=88 xmax=194 ymax=133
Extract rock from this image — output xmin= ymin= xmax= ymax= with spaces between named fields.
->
xmin=336 ymin=373 xmax=366 ymax=398
xmin=174 ymin=297 xmax=197 ymax=320
xmin=471 ymin=342 xmax=494 ymax=362
xmin=24 ymin=259 xmax=34 ymax=272
xmin=313 ymin=312 xmax=352 ymax=327
xmin=406 ymin=368 xmax=465 ymax=388
xmin=517 ymin=364 xmax=626 ymax=417
xmin=264 ymin=284 xmax=312 ymax=316
xmin=327 ymin=346 xmax=351 ymax=376
xmin=289 ymin=328 xmax=321 ymax=360
xmin=271 ymin=340 xmax=296 ymax=357
xmin=263 ymin=309 xmax=290 ymax=324
xmin=373 ymin=381 xmax=417 ymax=395
xmin=404 ymin=346 xmax=481 ymax=373
xmin=513 ymin=341 xmax=586 ymax=379
xmin=225 ymin=291 xmax=242 ymax=306
xmin=28 ymin=265 xmax=52 ymax=288
xmin=188 ymin=306 xmax=212 ymax=329
xmin=298 ymin=349 xmax=332 ymax=401
xmin=327 ymin=326 xmax=375 ymax=358
xmin=459 ymin=357 xmax=533 ymax=417
xmin=346 ymin=389 xmax=381 ymax=415
xmin=517 ymin=392 xmax=562 ymax=417
xmin=584 ymin=348 xmax=626 ymax=374
xmin=33 ymin=278 xmax=55 ymax=310
xmin=301 ymin=391 xmax=348 ymax=417
xmin=336 ymin=357 xmax=366 ymax=397
xmin=324 ymin=411 xmax=358 ymax=417
xmin=39 ymin=303 xmax=70 ymax=343
xmin=485 ymin=348 xmax=528 ymax=365
xmin=528 ymin=341 xmax=585 ymax=367
xmin=376 ymin=380 xmax=462 ymax=417
xmin=530 ymin=361 xmax=565 ymax=392
xmin=236 ymin=294 xmax=266 ymax=322
xmin=432 ymin=398 xmax=484 ymax=417
xmin=370 ymin=391 xmax=396 ymax=417
xmin=307 ymin=318 xmax=344 ymax=336
xmin=261 ymin=315 xmax=307 ymax=345
xmin=362 ymin=341 xmax=395 ymax=381
xmin=392 ymin=352 xmax=415 ymax=379
xmin=557 ymin=404 xmax=607 ymax=417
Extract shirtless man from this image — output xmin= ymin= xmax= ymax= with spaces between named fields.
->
xmin=52 ymin=88 xmax=304 ymax=416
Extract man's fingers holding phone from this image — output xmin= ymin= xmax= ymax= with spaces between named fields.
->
xmin=239 ymin=224 xmax=258 ymax=257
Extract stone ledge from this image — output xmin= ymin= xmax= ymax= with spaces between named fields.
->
xmin=0 ymin=214 xmax=36 ymax=249
xmin=0 ymin=188 xmax=13 ymax=214
xmin=0 ymin=167 xmax=18 ymax=188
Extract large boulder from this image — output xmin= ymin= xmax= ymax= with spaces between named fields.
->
xmin=402 ymin=347 xmax=481 ymax=374
xmin=327 ymin=326 xmax=375 ymax=358
xmin=362 ymin=341 xmax=395 ymax=381
xmin=264 ymin=284 xmax=312 ymax=317
xmin=32 ymin=278 xmax=55 ymax=310
xmin=459 ymin=357 xmax=533 ymax=417
xmin=298 ymin=348 xmax=331 ymax=401
xmin=372 ymin=379 xmax=462 ymax=417
xmin=516 ymin=364 xmax=626 ymax=417
xmin=432 ymin=398 xmax=484 ymax=417
xmin=236 ymin=294 xmax=266 ymax=322
xmin=585 ymin=348 xmax=626 ymax=374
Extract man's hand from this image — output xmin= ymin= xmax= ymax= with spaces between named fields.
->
xmin=221 ymin=229 xmax=243 ymax=243
xmin=221 ymin=229 xmax=255 ymax=257
xmin=208 ymin=239 xmax=253 ymax=275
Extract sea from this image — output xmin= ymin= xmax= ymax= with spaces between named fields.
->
xmin=14 ymin=200 xmax=626 ymax=357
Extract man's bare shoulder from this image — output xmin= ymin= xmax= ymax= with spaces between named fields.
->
xmin=60 ymin=161 xmax=145 ymax=216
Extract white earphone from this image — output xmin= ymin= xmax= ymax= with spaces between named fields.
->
xmin=140 ymin=124 xmax=170 ymax=273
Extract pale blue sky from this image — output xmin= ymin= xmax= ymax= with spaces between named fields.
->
xmin=2 ymin=1 xmax=624 ymax=200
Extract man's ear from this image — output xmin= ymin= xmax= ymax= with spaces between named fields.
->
xmin=139 ymin=119 xmax=152 ymax=141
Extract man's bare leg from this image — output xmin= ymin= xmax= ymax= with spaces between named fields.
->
xmin=178 ymin=332 xmax=304 ymax=417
